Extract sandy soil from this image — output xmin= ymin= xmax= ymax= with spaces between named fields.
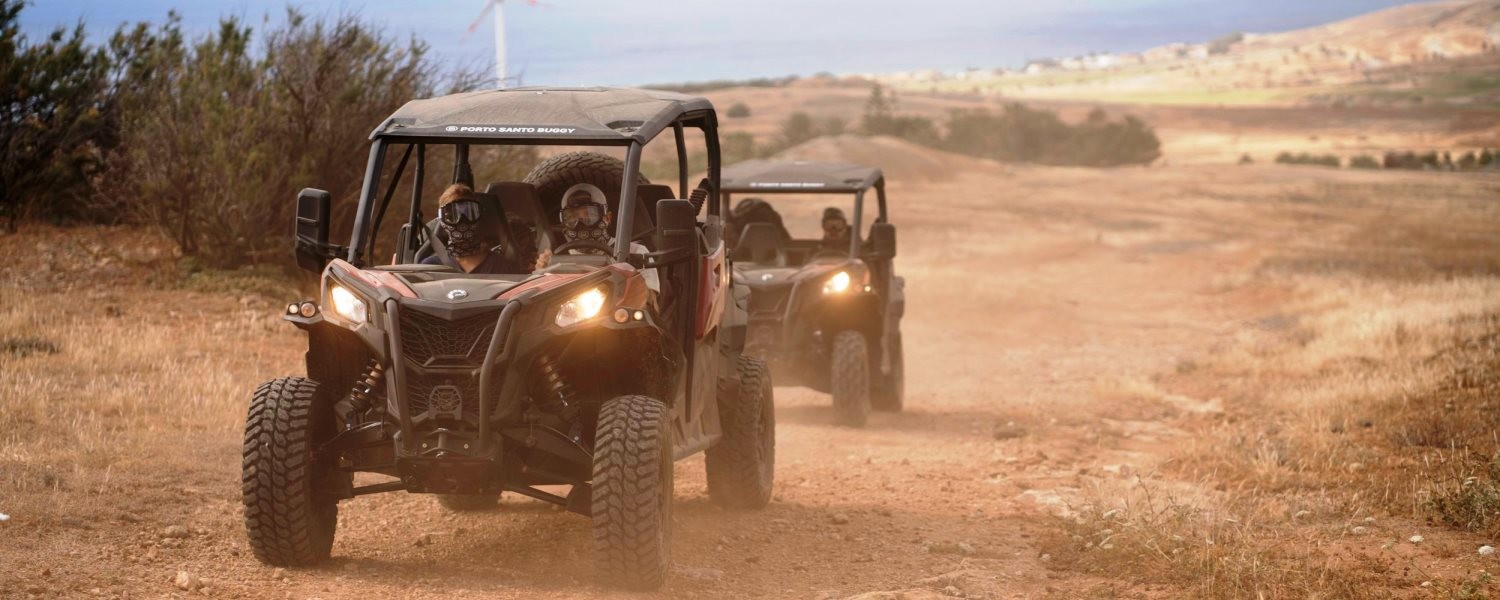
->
xmin=2 ymin=148 xmax=1499 ymax=598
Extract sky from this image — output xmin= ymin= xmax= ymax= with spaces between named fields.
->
xmin=22 ymin=0 xmax=1420 ymax=86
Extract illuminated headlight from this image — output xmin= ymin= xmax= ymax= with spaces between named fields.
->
xmin=328 ymin=284 xmax=368 ymax=323
xmin=822 ymin=271 xmax=852 ymax=295
xmin=555 ymin=287 xmax=607 ymax=327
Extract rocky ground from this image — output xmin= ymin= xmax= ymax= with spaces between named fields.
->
xmin=2 ymin=154 xmax=1499 ymax=598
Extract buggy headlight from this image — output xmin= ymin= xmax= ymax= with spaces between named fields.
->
xmin=822 ymin=271 xmax=852 ymax=295
xmin=328 ymin=284 xmax=368 ymax=323
xmin=555 ymin=287 xmax=607 ymax=327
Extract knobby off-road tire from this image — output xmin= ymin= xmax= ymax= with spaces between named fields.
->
xmin=591 ymin=395 xmax=674 ymax=590
xmin=705 ymin=355 xmax=776 ymax=508
xmin=523 ymin=151 xmax=650 ymax=217
xmin=437 ymin=493 xmax=501 ymax=511
xmin=872 ymin=332 xmax=905 ymax=412
xmin=831 ymin=331 xmax=871 ymax=427
xmin=242 ymin=377 xmax=343 ymax=567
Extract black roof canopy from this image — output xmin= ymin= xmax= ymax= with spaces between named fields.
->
xmin=371 ymin=87 xmax=715 ymax=144
xmin=720 ymin=160 xmax=883 ymax=193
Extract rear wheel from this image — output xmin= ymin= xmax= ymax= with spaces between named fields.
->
xmin=872 ymin=332 xmax=905 ymax=412
xmin=831 ymin=331 xmax=871 ymax=427
xmin=242 ymin=377 xmax=343 ymax=566
xmin=591 ymin=395 xmax=673 ymax=590
xmin=437 ymin=494 xmax=500 ymax=512
xmin=706 ymin=355 xmax=775 ymax=508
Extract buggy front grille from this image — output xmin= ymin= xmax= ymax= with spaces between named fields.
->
xmin=398 ymin=309 xmax=498 ymax=367
xmin=405 ymin=370 xmax=485 ymax=422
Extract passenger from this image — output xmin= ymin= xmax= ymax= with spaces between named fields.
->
xmin=535 ymin=183 xmax=659 ymax=292
xmin=820 ymin=207 xmax=852 ymax=253
xmin=422 ymin=183 xmax=528 ymax=274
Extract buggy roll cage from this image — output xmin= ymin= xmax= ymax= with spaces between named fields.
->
xmin=719 ymin=160 xmax=887 ymax=256
xmin=340 ymin=87 xmax=723 ymax=267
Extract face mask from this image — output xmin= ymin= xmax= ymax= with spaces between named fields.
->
xmin=444 ymin=220 xmax=484 ymax=257
xmin=563 ymin=222 xmax=611 ymax=248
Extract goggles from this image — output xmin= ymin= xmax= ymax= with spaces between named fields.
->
xmin=439 ymin=200 xmax=483 ymax=226
xmin=560 ymin=203 xmax=606 ymax=229
xmin=822 ymin=220 xmax=849 ymax=236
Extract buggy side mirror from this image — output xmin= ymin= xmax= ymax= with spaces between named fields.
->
xmin=655 ymin=199 xmax=697 ymax=257
xmin=869 ymin=222 xmax=897 ymax=259
xmin=294 ymin=188 xmax=338 ymax=273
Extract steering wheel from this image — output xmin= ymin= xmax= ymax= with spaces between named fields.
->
xmin=811 ymin=248 xmax=850 ymax=260
xmin=553 ymin=240 xmax=614 ymax=256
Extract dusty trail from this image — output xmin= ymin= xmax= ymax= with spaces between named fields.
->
xmin=6 ymin=162 xmax=1484 ymax=598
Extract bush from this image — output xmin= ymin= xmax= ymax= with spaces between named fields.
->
xmin=860 ymin=85 xmax=940 ymax=146
xmin=778 ymin=111 xmax=818 ymax=149
xmin=0 ymin=0 xmax=118 ymax=232
xmin=941 ymin=105 xmax=1159 ymax=167
xmin=1275 ymin=152 xmax=1341 ymax=168
xmin=1208 ymin=32 xmax=1244 ymax=55
xmin=0 ymin=3 xmax=503 ymax=266
xmin=1348 ymin=155 xmax=1381 ymax=169
xmin=725 ymin=102 xmax=750 ymax=118
xmin=1238 ymin=153 xmax=1254 ymax=165
xmin=109 ymin=11 xmax=446 ymax=265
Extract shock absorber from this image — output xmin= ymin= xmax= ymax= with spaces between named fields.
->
xmin=533 ymin=355 xmax=578 ymax=421
xmin=336 ymin=359 xmax=384 ymax=428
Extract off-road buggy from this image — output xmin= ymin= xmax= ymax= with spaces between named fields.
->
xmin=242 ymin=87 xmax=774 ymax=590
xmin=721 ymin=160 xmax=904 ymax=427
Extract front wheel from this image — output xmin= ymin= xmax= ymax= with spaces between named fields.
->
xmin=705 ymin=355 xmax=775 ymax=508
xmin=591 ymin=395 xmax=673 ymax=590
xmin=242 ymin=377 xmax=343 ymax=566
xmin=831 ymin=331 xmax=871 ymax=427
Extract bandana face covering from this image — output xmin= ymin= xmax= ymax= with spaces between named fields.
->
xmin=444 ymin=220 xmax=484 ymax=257
xmin=563 ymin=220 xmax=611 ymax=252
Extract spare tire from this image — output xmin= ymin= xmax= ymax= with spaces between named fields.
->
xmin=523 ymin=151 xmax=650 ymax=221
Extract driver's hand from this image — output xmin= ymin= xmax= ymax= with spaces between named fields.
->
xmin=534 ymin=248 xmax=552 ymax=270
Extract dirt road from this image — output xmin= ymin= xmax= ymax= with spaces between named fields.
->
xmin=3 ymin=158 xmax=1498 ymax=598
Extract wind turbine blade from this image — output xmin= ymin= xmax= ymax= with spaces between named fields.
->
xmin=465 ymin=0 xmax=495 ymax=37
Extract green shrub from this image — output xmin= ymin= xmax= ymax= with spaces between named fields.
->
xmin=1275 ymin=152 xmax=1341 ymax=168
xmin=941 ymin=105 xmax=1159 ymax=167
xmin=725 ymin=102 xmax=750 ymax=118
xmin=0 ymin=0 xmax=118 ymax=232
xmin=111 ymin=10 xmax=461 ymax=266
xmin=1348 ymin=155 xmax=1381 ymax=169
xmin=860 ymin=84 xmax=941 ymax=146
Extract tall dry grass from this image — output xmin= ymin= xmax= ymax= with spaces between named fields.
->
xmin=0 ymin=228 xmax=302 ymax=528
xmin=1039 ymin=174 xmax=1500 ymax=597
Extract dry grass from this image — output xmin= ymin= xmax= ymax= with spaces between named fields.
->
xmin=0 ymin=227 xmax=302 ymax=530
xmin=1037 ymin=173 xmax=1500 ymax=597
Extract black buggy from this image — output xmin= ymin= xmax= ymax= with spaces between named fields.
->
xmin=242 ymin=87 xmax=774 ymax=590
xmin=721 ymin=160 xmax=904 ymax=427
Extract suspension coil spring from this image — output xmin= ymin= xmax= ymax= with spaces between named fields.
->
xmin=337 ymin=359 xmax=384 ymax=427
xmin=533 ymin=355 xmax=576 ymax=418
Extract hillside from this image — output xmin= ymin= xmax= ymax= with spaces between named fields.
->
xmin=877 ymin=0 xmax=1500 ymax=107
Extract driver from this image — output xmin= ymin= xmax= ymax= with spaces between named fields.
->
xmin=820 ymin=207 xmax=852 ymax=253
xmin=536 ymin=183 xmax=659 ymax=292
xmin=421 ymin=183 xmax=527 ymax=274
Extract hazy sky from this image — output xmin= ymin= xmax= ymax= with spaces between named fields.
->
xmin=24 ymin=0 xmax=1419 ymax=85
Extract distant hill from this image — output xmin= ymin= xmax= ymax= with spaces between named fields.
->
xmin=875 ymin=0 xmax=1500 ymax=107
xmin=1250 ymin=0 xmax=1499 ymax=65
